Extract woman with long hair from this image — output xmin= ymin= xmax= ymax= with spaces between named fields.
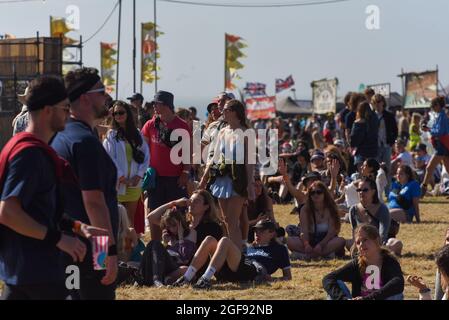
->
xmin=287 ymin=181 xmax=346 ymax=260
xmin=141 ymin=207 xmax=197 ymax=287
xmin=172 ymin=219 xmax=291 ymax=289
xmin=348 ymin=177 xmax=403 ymax=256
xmin=323 ymin=224 xmax=404 ymax=300
xmin=421 ymin=96 xmax=449 ymax=196
xmin=199 ymin=99 xmax=255 ymax=250
xmin=388 ymin=164 xmax=421 ymax=223
xmin=103 ymin=101 xmax=149 ymax=227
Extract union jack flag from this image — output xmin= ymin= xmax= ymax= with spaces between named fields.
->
xmin=275 ymin=75 xmax=295 ymax=93
xmin=92 ymin=235 xmax=109 ymax=270
xmin=244 ymin=82 xmax=266 ymax=96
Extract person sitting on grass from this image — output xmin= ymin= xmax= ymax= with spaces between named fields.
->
xmin=322 ymin=224 xmax=404 ymax=300
xmin=388 ymin=165 xmax=421 ymax=223
xmin=347 ymin=177 xmax=403 ymax=256
xmin=140 ymin=207 xmax=196 ymax=287
xmin=171 ymin=219 xmax=292 ymax=290
xmin=287 ymin=181 xmax=346 ymax=260
xmin=407 ymin=227 xmax=449 ymax=300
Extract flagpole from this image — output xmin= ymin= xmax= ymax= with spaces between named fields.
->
xmin=154 ymin=0 xmax=158 ymax=94
xmin=116 ymin=0 xmax=122 ymax=100
xmin=133 ymin=0 xmax=137 ymax=94
xmin=224 ymin=33 xmax=227 ymax=91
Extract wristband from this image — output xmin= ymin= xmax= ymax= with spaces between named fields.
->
xmin=419 ymin=288 xmax=431 ymax=294
xmin=108 ymin=245 xmax=117 ymax=256
xmin=72 ymin=220 xmax=83 ymax=234
xmin=44 ymin=228 xmax=62 ymax=247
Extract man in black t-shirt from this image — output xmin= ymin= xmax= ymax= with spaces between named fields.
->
xmin=52 ymin=68 xmax=119 ymax=300
xmin=0 ymin=76 xmax=106 ymax=300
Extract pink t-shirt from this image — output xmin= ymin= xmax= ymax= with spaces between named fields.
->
xmin=141 ymin=115 xmax=191 ymax=177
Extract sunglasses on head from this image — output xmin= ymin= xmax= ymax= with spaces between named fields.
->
xmin=113 ymin=111 xmax=126 ymax=116
xmin=310 ymin=189 xmax=324 ymax=196
xmin=356 ymin=188 xmax=370 ymax=193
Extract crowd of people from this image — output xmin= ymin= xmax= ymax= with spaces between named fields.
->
xmin=1 ymin=70 xmax=449 ymax=300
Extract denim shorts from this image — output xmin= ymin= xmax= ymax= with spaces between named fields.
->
xmin=434 ymin=139 xmax=449 ymax=157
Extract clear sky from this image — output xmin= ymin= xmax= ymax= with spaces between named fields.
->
xmin=1 ymin=0 xmax=449 ymax=119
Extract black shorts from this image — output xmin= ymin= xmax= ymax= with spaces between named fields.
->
xmin=215 ymin=254 xmax=258 ymax=282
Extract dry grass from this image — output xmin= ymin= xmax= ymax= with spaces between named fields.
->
xmin=117 ymin=197 xmax=449 ymax=300
xmin=1 ymin=197 xmax=448 ymax=300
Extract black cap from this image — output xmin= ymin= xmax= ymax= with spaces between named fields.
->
xmin=254 ymin=219 xmax=276 ymax=231
xmin=414 ymin=143 xmax=427 ymax=152
xmin=152 ymin=90 xmax=175 ymax=110
xmin=302 ymin=171 xmax=321 ymax=186
xmin=127 ymin=93 xmax=144 ymax=102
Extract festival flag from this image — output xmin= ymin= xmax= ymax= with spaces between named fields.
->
xmin=225 ymin=33 xmax=247 ymax=91
xmin=100 ymin=42 xmax=118 ymax=94
xmin=50 ymin=16 xmax=77 ymax=45
xmin=141 ymin=22 xmax=163 ymax=84
xmin=244 ymin=82 xmax=266 ymax=97
xmin=275 ymin=75 xmax=295 ymax=93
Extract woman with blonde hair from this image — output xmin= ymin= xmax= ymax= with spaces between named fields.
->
xmin=323 ymin=224 xmax=404 ymax=300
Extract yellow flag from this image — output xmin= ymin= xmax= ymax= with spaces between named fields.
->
xmin=50 ymin=16 xmax=72 ymax=37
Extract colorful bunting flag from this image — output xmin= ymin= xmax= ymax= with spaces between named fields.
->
xmin=275 ymin=75 xmax=295 ymax=93
xmin=100 ymin=42 xmax=117 ymax=93
xmin=225 ymin=33 xmax=247 ymax=91
xmin=141 ymin=22 xmax=163 ymax=84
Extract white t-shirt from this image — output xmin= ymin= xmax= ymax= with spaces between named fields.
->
xmin=397 ymin=151 xmax=414 ymax=168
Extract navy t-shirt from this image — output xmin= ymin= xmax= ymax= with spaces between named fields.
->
xmin=245 ymin=242 xmax=291 ymax=275
xmin=0 ymin=148 xmax=65 ymax=285
xmin=345 ymin=111 xmax=356 ymax=132
xmin=51 ymin=119 xmax=119 ymax=238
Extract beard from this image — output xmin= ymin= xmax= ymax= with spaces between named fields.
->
xmin=94 ymin=103 xmax=110 ymax=119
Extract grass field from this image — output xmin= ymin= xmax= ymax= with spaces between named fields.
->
xmin=1 ymin=197 xmax=448 ymax=300
xmin=118 ymin=197 xmax=449 ymax=300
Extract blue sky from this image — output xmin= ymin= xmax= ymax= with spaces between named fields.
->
xmin=1 ymin=0 xmax=449 ymax=119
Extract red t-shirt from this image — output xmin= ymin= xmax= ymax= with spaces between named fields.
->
xmin=141 ymin=115 xmax=191 ymax=177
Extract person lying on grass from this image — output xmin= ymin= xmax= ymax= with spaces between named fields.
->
xmin=322 ymin=224 xmax=404 ymax=300
xmin=171 ymin=219 xmax=292 ymax=290
xmin=407 ymin=228 xmax=449 ymax=300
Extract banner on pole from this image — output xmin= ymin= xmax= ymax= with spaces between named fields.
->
xmin=245 ymin=96 xmax=276 ymax=120
xmin=101 ymin=42 xmax=117 ymax=93
xmin=367 ymin=83 xmax=391 ymax=98
xmin=141 ymin=22 xmax=163 ymax=84
xmin=225 ymin=33 xmax=246 ymax=91
xmin=312 ymin=78 xmax=338 ymax=114
xmin=404 ymin=70 xmax=438 ymax=109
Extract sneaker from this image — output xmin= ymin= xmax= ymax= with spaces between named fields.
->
xmin=171 ymin=276 xmax=191 ymax=287
xmin=192 ymin=277 xmax=212 ymax=290
xmin=153 ymin=279 xmax=164 ymax=288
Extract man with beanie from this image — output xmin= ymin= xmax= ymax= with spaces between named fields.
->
xmin=0 ymin=75 xmax=106 ymax=300
xmin=51 ymin=67 xmax=119 ymax=300
xmin=141 ymin=90 xmax=192 ymax=241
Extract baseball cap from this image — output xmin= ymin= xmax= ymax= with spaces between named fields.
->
xmin=310 ymin=150 xmax=325 ymax=162
xmin=217 ymin=91 xmax=235 ymax=101
xmin=253 ymin=219 xmax=276 ymax=231
xmin=334 ymin=139 xmax=345 ymax=147
xmin=127 ymin=93 xmax=144 ymax=102
xmin=302 ymin=171 xmax=322 ymax=186
xmin=207 ymin=97 xmax=220 ymax=113
xmin=414 ymin=143 xmax=427 ymax=153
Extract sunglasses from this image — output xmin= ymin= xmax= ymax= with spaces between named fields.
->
xmin=310 ymin=190 xmax=324 ymax=196
xmin=113 ymin=111 xmax=126 ymax=116
xmin=356 ymin=188 xmax=370 ymax=193
xmin=86 ymin=87 xmax=106 ymax=95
